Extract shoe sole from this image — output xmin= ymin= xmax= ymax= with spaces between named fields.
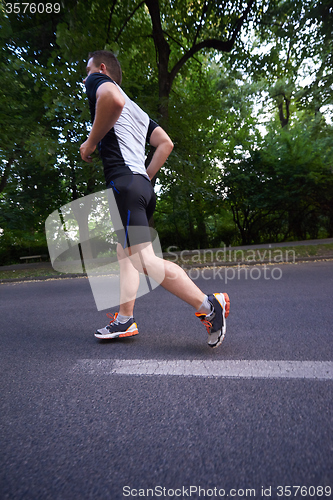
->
xmin=209 ymin=292 xmax=230 ymax=349
xmin=94 ymin=324 xmax=139 ymax=340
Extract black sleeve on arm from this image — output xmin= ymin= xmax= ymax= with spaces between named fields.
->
xmin=85 ymin=73 xmax=115 ymax=105
xmin=146 ymin=119 xmax=159 ymax=143
xmin=85 ymin=73 xmax=116 ymax=122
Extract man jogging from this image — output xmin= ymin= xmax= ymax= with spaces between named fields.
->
xmin=80 ymin=50 xmax=230 ymax=348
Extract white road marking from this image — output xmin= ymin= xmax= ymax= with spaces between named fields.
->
xmin=74 ymin=359 xmax=333 ymax=380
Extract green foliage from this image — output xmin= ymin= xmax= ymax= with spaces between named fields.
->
xmin=0 ymin=229 xmax=48 ymax=266
xmin=243 ymin=0 xmax=333 ymax=126
xmin=0 ymin=0 xmax=332 ymax=262
xmin=223 ymin=117 xmax=333 ymax=244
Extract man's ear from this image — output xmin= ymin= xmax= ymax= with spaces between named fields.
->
xmin=100 ymin=63 xmax=107 ymax=74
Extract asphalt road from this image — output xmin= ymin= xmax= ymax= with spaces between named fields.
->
xmin=0 ymin=261 xmax=332 ymax=500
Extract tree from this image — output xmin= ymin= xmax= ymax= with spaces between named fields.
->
xmin=223 ymin=117 xmax=333 ymax=244
xmin=144 ymin=0 xmax=256 ymax=125
xmin=1 ymin=0 xmax=332 ymax=263
xmin=243 ymin=0 xmax=333 ymax=128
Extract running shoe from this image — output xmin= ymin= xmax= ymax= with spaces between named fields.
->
xmin=195 ymin=293 xmax=230 ymax=348
xmin=95 ymin=312 xmax=139 ymax=340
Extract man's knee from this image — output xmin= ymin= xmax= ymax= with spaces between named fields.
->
xmin=127 ymin=246 xmax=157 ymax=275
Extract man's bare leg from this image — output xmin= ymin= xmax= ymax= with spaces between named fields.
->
xmin=94 ymin=244 xmax=140 ymax=339
xmin=96 ymin=241 xmax=229 ymax=348
xmin=123 ymin=242 xmax=231 ymax=348
xmin=124 ymin=242 xmax=206 ymax=310
xmin=117 ymin=243 xmax=139 ymax=317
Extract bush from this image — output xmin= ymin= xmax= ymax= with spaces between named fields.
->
xmin=0 ymin=230 xmax=49 ymax=266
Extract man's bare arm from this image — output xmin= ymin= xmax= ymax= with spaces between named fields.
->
xmin=146 ymin=127 xmax=174 ymax=180
xmin=80 ymin=82 xmax=125 ymax=162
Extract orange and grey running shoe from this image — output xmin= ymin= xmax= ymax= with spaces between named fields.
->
xmin=195 ymin=293 xmax=230 ymax=348
xmin=95 ymin=312 xmax=139 ymax=340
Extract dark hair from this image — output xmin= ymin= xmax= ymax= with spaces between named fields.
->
xmin=88 ymin=50 xmax=122 ymax=85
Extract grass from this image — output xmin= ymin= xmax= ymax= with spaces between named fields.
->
xmin=164 ymin=243 xmax=333 ymax=266
xmin=292 ymin=243 xmax=333 ymax=257
xmin=1 ymin=243 xmax=333 ymax=282
xmin=0 ymin=267 xmax=84 ymax=282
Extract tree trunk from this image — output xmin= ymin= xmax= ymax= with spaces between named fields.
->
xmin=278 ymin=96 xmax=290 ymax=128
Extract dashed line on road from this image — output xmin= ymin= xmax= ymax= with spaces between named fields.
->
xmin=74 ymin=359 xmax=333 ymax=380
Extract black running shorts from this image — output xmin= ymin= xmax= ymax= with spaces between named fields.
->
xmin=108 ymin=173 xmax=156 ymax=248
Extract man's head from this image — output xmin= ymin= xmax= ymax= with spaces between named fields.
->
xmin=85 ymin=50 xmax=122 ymax=85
